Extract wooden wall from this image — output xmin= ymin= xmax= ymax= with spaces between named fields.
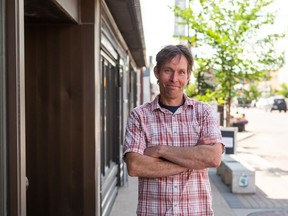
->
xmin=25 ymin=21 xmax=96 ymax=216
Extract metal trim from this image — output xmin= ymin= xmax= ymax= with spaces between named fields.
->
xmin=0 ymin=0 xmax=7 ymax=214
xmin=6 ymin=0 xmax=26 ymax=214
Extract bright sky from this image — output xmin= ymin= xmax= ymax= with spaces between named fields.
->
xmin=140 ymin=0 xmax=177 ymax=61
xmin=140 ymin=0 xmax=288 ymax=83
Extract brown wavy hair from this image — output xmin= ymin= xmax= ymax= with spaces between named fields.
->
xmin=155 ymin=44 xmax=194 ymax=75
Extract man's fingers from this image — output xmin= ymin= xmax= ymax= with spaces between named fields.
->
xmin=198 ymin=137 xmax=217 ymax=145
xmin=144 ymin=146 xmax=159 ymax=158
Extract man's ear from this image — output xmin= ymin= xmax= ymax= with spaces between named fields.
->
xmin=154 ymin=66 xmax=159 ymax=79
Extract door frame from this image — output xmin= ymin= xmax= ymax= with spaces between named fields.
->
xmin=6 ymin=0 xmax=26 ymax=215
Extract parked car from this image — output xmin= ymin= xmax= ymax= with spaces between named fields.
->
xmin=255 ymin=98 xmax=271 ymax=111
xmin=237 ymin=97 xmax=252 ymax=108
xmin=270 ymin=98 xmax=287 ymax=112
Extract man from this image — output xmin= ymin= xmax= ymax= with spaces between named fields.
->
xmin=123 ymin=45 xmax=224 ymax=215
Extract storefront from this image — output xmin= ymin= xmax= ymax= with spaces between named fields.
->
xmin=1 ymin=0 xmax=146 ymax=215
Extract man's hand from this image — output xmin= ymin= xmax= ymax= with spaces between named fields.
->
xmin=198 ymin=136 xmax=225 ymax=153
xmin=144 ymin=146 xmax=160 ymax=158
xmin=197 ymin=136 xmax=218 ymax=145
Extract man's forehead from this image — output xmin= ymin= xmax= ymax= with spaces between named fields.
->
xmin=164 ymin=55 xmax=188 ymax=66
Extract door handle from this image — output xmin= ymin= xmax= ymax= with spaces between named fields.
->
xmin=26 ymin=176 xmax=29 ymax=191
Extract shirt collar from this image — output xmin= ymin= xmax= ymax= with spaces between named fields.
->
xmin=150 ymin=94 xmax=194 ymax=112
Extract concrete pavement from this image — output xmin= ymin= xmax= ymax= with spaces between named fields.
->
xmin=110 ymin=131 xmax=288 ymax=216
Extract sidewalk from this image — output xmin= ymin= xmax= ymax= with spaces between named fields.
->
xmin=110 ymin=131 xmax=288 ymax=216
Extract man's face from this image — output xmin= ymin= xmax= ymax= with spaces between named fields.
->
xmin=154 ymin=54 xmax=190 ymax=103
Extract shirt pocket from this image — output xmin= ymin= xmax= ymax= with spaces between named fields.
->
xmin=145 ymin=121 xmax=171 ymax=147
xmin=180 ymin=120 xmax=201 ymax=147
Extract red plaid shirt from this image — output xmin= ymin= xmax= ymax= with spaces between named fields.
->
xmin=123 ymin=94 xmax=222 ymax=216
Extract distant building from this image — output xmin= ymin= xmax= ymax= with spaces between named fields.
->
xmin=174 ymin=0 xmax=187 ymax=37
xmin=142 ymin=57 xmax=152 ymax=103
xmin=258 ymin=69 xmax=287 ymax=97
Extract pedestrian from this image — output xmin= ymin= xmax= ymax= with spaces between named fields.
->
xmin=123 ymin=44 xmax=224 ymax=215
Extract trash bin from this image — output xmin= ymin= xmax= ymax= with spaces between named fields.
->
xmin=221 ymin=127 xmax=238 ymax=154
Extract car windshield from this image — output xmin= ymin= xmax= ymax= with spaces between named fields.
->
xmin=274 ymin=99 xmax=285 ymax=104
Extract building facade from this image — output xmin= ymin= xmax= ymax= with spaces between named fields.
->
xmin=0 ymin=0 xmax=146 ymax=215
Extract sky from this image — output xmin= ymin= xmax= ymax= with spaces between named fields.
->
xmin=140 ymin=0 xmax=177 ymax=62
xmin=140 ymin=0 xmax=288 ymax=83
xmin=140 ymin=0 xmax=288 ymax=58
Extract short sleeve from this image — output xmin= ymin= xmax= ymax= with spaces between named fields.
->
xmin=123 ymin=109 xmax=147 ymax=156
xmin=200 ymin=105 xmax=223 ymax=144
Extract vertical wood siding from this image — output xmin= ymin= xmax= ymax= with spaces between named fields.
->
xmin=25 ymin=25 xmax=95 ymax=216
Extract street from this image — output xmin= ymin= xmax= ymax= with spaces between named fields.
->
xmin=233 ymin=107 xmax=288 ymax=200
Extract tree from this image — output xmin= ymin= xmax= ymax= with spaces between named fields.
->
xmin=186 ymin=83 xmax=226 ymax=104
xmin=236 ymin=84 xmax=262 ymax=107
xmin=174 ymin=0 xmax=285 ymax=126
xmin=278 ymin=83 xmax=288 ymax=98
xmin=244 ymin=84 xmax=262 ymax=102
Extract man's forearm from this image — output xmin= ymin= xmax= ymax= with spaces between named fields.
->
xmin=124 ymin=152 xmax=187 ymax=178
xmin=146 ymin=143 xmax=223 ymax=170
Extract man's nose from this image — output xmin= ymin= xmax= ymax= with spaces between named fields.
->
xmin=170 ymin=72 xmax=178 ymax=81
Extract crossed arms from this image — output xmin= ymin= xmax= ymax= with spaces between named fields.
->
xmin=124 ymin=137 xmax=224 ymax=178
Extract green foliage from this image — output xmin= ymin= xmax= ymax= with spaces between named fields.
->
xmin=193 ymin=57 xmax=216 ymax=94
xmin=196 ymin=90 xmax=226 ymax=104
xmin=185 ymin=84 xmax=226 ymax=104
xmin=237 ymin=97 xmax=252 ymax=106
xmin=185 ymin=83 xmax=198 ymax=98
xmin=174 ymin=0 xmax=286 ymax=125
xmin=278 ymin=83 xmax=288 ymax=98
xmin=240 ymin=84 xmax=262 ymax=102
